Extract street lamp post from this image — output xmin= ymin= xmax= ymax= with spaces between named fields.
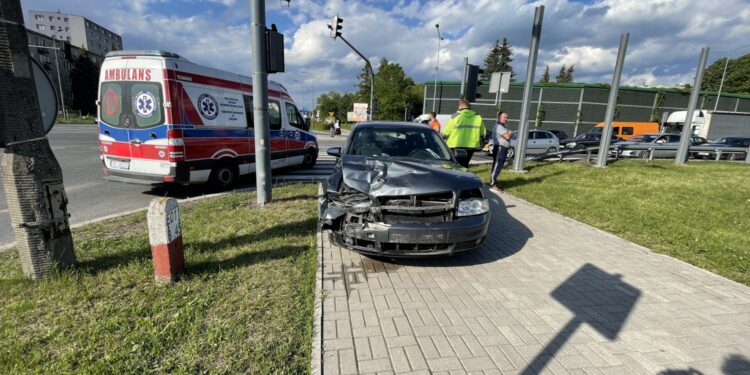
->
xmin=432 ymin=24 xmax=444 ymax=112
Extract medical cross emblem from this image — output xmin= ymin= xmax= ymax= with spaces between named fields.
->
xmin=198 ymin=94 xmax=219 ymax=120
xmin=134 ymin=91 xmax=156 ymax=118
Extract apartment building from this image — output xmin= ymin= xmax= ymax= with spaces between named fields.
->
xmin=29 ymin=10 xmax=122 ymax=57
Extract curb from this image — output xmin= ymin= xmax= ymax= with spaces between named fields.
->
xmin=310 ymin=182 xmax=324 ymax=375
xmin=0 ymin=181 xmax=309 ymax=253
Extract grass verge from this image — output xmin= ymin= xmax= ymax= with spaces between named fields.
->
xmin=0 ymin=183 xmax=319 ymax=373
xmin=472 ymin=159 xmax=750 ymax=286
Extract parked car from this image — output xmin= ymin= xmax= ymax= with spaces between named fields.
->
xmin=548 ymin=129 xmax=569 ymax=142
xmin=561 ymin=133 xmax=620 ymax=150
xmin=486 ymin=129 xmax=559 ymax=158
xmin=613 ymin=133 xmax=706 ymax=158
xmin=693 ymin=137 xmax=750 ymax=160
xmin=320 ymin=122 xmax=490 ymax=257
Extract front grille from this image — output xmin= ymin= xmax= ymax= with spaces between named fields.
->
xmin=381 ymin=242 xmax=451 ymax=253
xmin=378 ymin=192 xmax=454 ymax=224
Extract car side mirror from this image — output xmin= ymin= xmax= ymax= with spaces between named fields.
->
xmin=304 ymin=118 xmax=311 ymax=131
xmin=327 ymin=147 xmax=342 ymax=158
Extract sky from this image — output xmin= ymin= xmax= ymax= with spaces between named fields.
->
xmin=21 ymin=0 xmax=750 ymax=112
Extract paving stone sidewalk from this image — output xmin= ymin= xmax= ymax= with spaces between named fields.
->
xmin=314 ymin=191 xmax=750 ymax=375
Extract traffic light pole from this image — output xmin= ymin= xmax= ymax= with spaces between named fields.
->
xmin=338 ymin=35 xmax=374 ymax=121
xmin=250 ymin=0 xmax=272 ymax=205
xmin=512 ymin=5 xmax=544 ymax=172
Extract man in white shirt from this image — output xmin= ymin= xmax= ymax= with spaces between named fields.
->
xmin=488 ymin=111 xmax=512 ymax=192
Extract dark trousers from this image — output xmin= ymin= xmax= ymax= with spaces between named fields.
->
xmin=490 ymin=145 xmax=509 ymax=185
xmin=452 ymin=148 xmax=475 ymax=167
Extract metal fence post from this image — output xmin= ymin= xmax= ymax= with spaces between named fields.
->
xmin=675 ymin=47 xmax=709 ymax=165
xmin=596 ymin=33 xmax=629 ymax=168
xmin=574 ymin=88 xmax=584 ymax=137
xmin=512 ymin=5 xmax=544 ymax=172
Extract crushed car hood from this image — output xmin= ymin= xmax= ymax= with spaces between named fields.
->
xmin=333 ymin=155 xmax=482 ymax=196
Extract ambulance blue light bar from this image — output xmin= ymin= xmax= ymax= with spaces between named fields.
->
xmin=106 ymin=50 xmax=182 ymax=59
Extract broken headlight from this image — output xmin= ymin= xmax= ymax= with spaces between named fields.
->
xmin=456 ymin=198 xmax=489 ymax=217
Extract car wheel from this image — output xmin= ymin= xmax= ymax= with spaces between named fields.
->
xmin=209 ymin=160 xmax=237 ymax=191
xmin=546 ymin=147 xmax=557 ymax=154
xmin=639 ymin=151 xmax=649 ymax=159
xmin=302 ymin=148 xmax=318 ymax=168
xmin=728 ymin=153 xmax=739 ymax=161
xmin=507 ymin=147 xmax=515 ymax=159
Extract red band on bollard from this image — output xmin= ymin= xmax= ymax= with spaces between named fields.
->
xmin=147 ymin=197 xmax=184 ymax=282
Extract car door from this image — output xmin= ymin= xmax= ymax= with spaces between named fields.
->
xmin=283 ymin=101 xmax=307 ymax=166
xmin=527 ymin=131 xmax=540 ymax=153
xmin=267 ymin=99 xmax=287 ymax=168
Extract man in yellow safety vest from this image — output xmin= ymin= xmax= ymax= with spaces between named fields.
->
xmin=442 ymin=99 xmax=486 ymax=167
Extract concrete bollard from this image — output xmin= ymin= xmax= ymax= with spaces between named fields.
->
xmin=147 ymin=197 xmax=184 ymax=282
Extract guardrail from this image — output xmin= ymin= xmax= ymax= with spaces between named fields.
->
xmin=519 ymin=144 xmax=750 ymax=164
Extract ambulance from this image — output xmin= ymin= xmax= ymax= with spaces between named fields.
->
xmin=96 ymin=50 xmax=318 ymax=189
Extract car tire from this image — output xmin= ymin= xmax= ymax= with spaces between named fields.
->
xmin=507 ymin=147 xmax=515 ymax=159
xmin=639 ymin=151 xmax=649 ymax=159
xmin=728 ymin=153 xmax=739 ymax=161
xmin=209 ymin=159 xmax=237 ymax=191
xmin=546 ymin=147 xmax=557 ymax=154
xmin=302 ymin=148 xmax=318 ymax=168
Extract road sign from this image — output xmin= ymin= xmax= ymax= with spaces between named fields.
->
xmin=489 ymin=72 xmax=511 ymax=94
xmin=31 ymin=57 xmax=58 ymax=135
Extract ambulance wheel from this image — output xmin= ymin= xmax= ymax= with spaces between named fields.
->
xmin=209 ymin=160 xmax=237 ymax=191
xmin=302 ymin=148 xmax=317 ymax=168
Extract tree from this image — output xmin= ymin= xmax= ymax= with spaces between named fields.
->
xmin=70 ymin=51 xmax=99 ymax=115
xmin=555 ymin=65 xmax=567 ymax=83
xmin=372 ymin=58 xmax=417 ymax=120
xmin=481 ymin=37 xmax=514 ymax=80
xmin=565 ymin=65 xmax=575 ymax=83
xmin=316 ymin=91 xmax=355 ymax=122
xmin=701 ymin=53 xmax=750 ymax=95
xmin=539 ymin=65 xmax=550 ymax=83
xmin=535 ymin=103 xmax=545 ymax=128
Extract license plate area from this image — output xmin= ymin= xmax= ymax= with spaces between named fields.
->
xmin=109 ymin=158 xmax=131 ymax=170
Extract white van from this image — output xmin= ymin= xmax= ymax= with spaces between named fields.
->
xmin=97 ymin=50 xmax=318 ymax=189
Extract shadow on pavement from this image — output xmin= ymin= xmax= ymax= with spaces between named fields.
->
xmin=521 ymin=263 xmax=641 ymax=375
xmin=659 ymin=354 xmax=750 ymax=375
xmin=379 ymin=192 xmax=533 ymax=267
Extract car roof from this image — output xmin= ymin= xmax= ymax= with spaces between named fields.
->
xmin=353 ymin=122 xmax=434 ymax=130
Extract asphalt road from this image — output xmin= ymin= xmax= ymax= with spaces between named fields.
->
xmin=0 ymin=124 xmax=346 ymax=248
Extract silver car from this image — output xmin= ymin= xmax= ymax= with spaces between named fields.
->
xmin=614 ymin=133 xmax=706 ymax=158
xmin=506 ymin=130 xmax=560 ymax=158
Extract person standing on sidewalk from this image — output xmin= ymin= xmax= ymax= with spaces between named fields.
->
xmin=443 ymin=100 xmax=486 ymax=167
xmin=489 ymin=111 xmax=512 ymax=192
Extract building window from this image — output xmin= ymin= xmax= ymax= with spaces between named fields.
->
xmin=64 ymin=17 xmax=68 ymax=22
xmin=35 ymin=15 xmax=44 ymax=20
xmin=50 ymin=25 xmax=55 ymax=30
xmin=67 ymin=36 xmax=71 ymax=41
xmin=65 ymin=27 xmax=69 ymax=32
xmin=49 ymin=16 xmax=53 ymax=21
xmin=36 ymin=24 xmax=45 ymax=31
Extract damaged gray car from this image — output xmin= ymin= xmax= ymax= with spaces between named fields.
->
xmin=320 ymin=122 xmax=490 ymax=257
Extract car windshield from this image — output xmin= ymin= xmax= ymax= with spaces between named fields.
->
xmin=575 ymin=133 xmax=594 ymax=140
xmin=347 ymin=127 xmax=454 ymax=162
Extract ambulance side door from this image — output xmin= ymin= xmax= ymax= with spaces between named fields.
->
xmin=267 ymin=99 xmax=287 ymax=167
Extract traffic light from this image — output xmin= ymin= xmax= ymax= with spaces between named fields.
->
xmin=328 ymin=15 xmax=343 ymax=39
xmin=465 ymin=64 xmax=484 ymax=102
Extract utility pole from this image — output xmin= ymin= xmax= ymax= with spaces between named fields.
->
xmin=250 ymin=0 xmax=272 ymax=205
xmin=432 ymin=24 xmax=443 ymax=112
xmin=1 ymin=0 xmax=76 ymax=279
xmin=512 ymin=5 xmax=544 ymax=172
xmin=675 ymin=47 xmax=709 ymax=165
xmin=595 ymin=33 xmax=629 ymax=168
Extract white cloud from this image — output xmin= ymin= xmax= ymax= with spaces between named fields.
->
xmin=20 ymin=0 xmax=750 ymax=111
